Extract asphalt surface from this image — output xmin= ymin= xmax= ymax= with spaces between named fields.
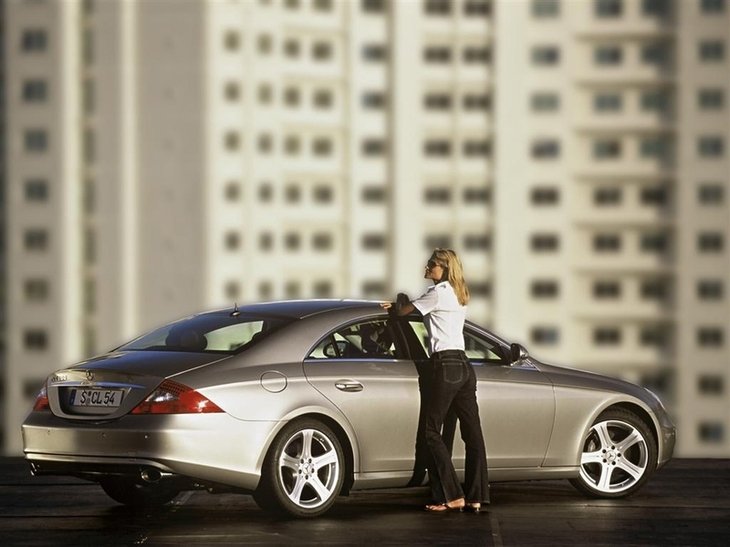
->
xmin=0 ymin=458 xmax=728 ymax=546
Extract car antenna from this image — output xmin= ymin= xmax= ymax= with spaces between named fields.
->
xmin=230 ymin=302 xmax=241 ymax=317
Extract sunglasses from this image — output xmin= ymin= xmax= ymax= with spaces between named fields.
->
xmin=426 ymin=260 xmax=445 ymax=270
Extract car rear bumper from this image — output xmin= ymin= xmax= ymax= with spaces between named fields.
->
xmin=22 ymin=411 xmax=281 ymax=492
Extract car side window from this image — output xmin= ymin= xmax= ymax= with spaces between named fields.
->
xmin=464 ymin=329 xmax=507 ymax=364
xmin=308 ymin=319 xmax=398 ymax=360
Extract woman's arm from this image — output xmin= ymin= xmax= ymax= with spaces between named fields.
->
xmin=380 ymin=293 xmax=416 ymax=316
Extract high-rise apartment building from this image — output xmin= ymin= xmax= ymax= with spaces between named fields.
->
xmin=2 ymin=0 xmax=728 ymax=457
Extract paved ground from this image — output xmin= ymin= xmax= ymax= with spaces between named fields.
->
xmin=1 ymin=458 xmax=728 ymax=546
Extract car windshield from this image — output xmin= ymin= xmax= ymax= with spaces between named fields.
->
xmin=117 ymin=314 xmax=294 ymax=354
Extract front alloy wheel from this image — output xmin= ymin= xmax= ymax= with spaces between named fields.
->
xmin=570 ymin=408 xmax=657 ymax=498
xmin=255 ymin=419 xmax=344 ymax=517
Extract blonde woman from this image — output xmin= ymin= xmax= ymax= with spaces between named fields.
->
xmin=382 ymin=249 xmax=489 ymax=512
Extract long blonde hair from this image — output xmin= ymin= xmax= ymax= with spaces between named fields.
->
xmin=431 ymin=248 xmax=470 ymax=306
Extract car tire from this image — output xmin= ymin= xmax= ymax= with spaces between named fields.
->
xmin=255 ymin=418 xmax=345 ymax=518
xmin=570 ymin=408 xmax=657 ymax=499
xmin=99 ymin=477 xmax=181 ymax=507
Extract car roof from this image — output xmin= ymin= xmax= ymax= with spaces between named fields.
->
xmin=201 ymin=299 xmax=383 ymax=320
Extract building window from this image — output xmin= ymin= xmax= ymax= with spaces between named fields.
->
xmin=641 ymin=232 xmax=669 ymax=253
xmin=697 ymin=279 xmax=724 ymax=300
xmin=312 ymin=233 xmax=333 ymax=251
xmin=701 ymin=0 xmax=726 ymax=13
xmin=259 ymin=182 xmax=273 ymax=202
xmin=313 ymin=89 xmax=333 ymax=109
xmin=24 ymin=279 xmax=49 ymax=302
xmin=531 ymin=280 xmax=560 ymax=299
xmin=531 ymin=186 xmax=560 ymax=205
xmin=24 ymin=129 xmax=48 ymax=153
xmin=362 ymin=185 xmax=386 ymax=203
xmin=641 ymin=279 xmax=668 ymax=300
xmin=424 ymin=140 xmax=452 ymax=157
xmin=225 ymin=182 xmax=241 ymax=201
xmin=424 ymin=187 xmax=451 ymax=204
xmin=463 ymin=139 xmax=491 ymax=157
xmin=313 ymin=185 xmax=333 ymax=204
xmin=313 ymin=281 xmax=333 ymax=298
xmin=595 ymin=45 xmax=623 ymax=65
xmin=642 ymin=0 xmax=670 ymax=16
xmin=594 ymin=92 xmax=622 ymax=112
xmin=464 ymin=187 xmax=491 ymax=204
xmin=224 ymin=81 xmax=241 ymax=101
xmin=698 ymin=422 xmax=724 ymax=443
xmin=531 ymin=326 xmax=559 ymax=345
xmin=532 ymin=0 xmax=560 ymax=17
xmin=361 ymin=0 xmax=385 ymax=13
xmin=531 ymin=233 xmax=560 ymax=252
xmin=698 ymin=375 xmax=724 ymax=395
xmin=424 ymin=0 xmax=451 ymax=15
xmin=362 ymin=281 xmax=386 ymax=298
xmin=464 ymin=1 xmax=491 ymax=16
xmin=258 ymin=134 xmax=274 ymax=154
xmin=698 ymin=232 xmax=724 ymax=253
xmin=24 ymin=179 xmax=48 ymax=202
xmin=641 ymin=42 xmax=669 ymax=66
xmin=698 ymin=183 xmax=724 ymax=205
xmin=285 ymin=184 xmax=301 ymax=203
xmin=24 ymin=329 xmax=48 ymax=351
xmin=463 ymin=93 xmax=490 ymax=110
xmin=698 ymin=88 xmax=724 ymax=110
xmin=532 ymin=139 xmax=561 ymax=159
xmin=698 ymin=136 xmax=725 ymax=158
xmin=697 ymin=327 xmax=724 ymax=347
xmin=225 ymin=281 xmax=241 ymax=301
xmin=594 ymin=280 xmax=621 ymax=299
xmin=532 ymin=46 xmax=560 ymax=65
xmin=285 ymin=281 xmax=301 ymax=299
xmin=464 ymin=234 xmax=491 ymax=251
xmin=259 ymin=232 xmax=273 ymax=251
xmin=285 ymin=0 xmax=301 ymax=10
xmin=285 ymin=233 xmax=302 ymax=251
xmin=22 ymin=79 xmax=48 ymax=103
xmin=594 ymin=233 xmax=621 ymax=252
xmin=21 ymin=29 xmax=47 ymax=52
xmin=225 ymin=231 xmax=241 ymax=250
xmin=594 ymin=327 xmax=621 ymax=346
xmin=699 ymin=40 xmax=725 ymax=62
xmin=24 ymin=229 xmax=48 ymax=251
xmin=312 ymin=41 xmax=334 ymax=61
xmin=594 ymin=187 xmax=622 ymax=206
xmin=363 ymin=43 xmax=387 ymax=62
xmin=425 ymin=235 xmax=453 ymax=250
xmin=640 ymin=327 xmax=666 ymax=348
xmin=363 ymin=91 xmax=386 ymax=109
xmin=284 ymin=87 xmax=301 ymax=107
xmin=471 ymin=282 xmax=492 ymax=298
xmin=424 ymin=93 xmax=452 ymax=111
xmin=593 ymin=139 xmax=622 ymax=159
xmin=259 ymin=281 xmax=273 ymax=299
xmin=531 ymin=92 xmax=560 ymax=112
xmin=424 ymin=46 xmax=452 ymax=64
xmin=224 ymin=30 xmax=241 ymax=51
xmin=257 ymin=34 xmax=273 ymax=55
xmin=314 ymin=0 xmax=333 ymax=11
xmin=362 ymin=233 xmax=386 ymax=250
xmin=595 ymin=0 xmax=623 ymax=17
xmin=641 ymin=89 xmax=670 ymax=113
xmin=285 ymin=135 xmax=301 ymax=155
xmin=463 ymin=46 xmax=491 ymax=64
xmin=641 ymin=185 xmax=669 ymax=206
xmin=313 ymin=137 xmax=333 ymax=157
xmin=284 ymin=39 xmax=301 ymax=58
xmin=362 ymin=138 xmax=386 ymax=156
xmin=224 ymin=131 xmax=241 ymax=151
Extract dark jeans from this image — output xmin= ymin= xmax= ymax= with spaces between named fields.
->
xmin=424 ymin=350 xmax=489 ymax=503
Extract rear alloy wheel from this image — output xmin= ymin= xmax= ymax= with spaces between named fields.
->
xmin=99 ymin=477 xmax=181 ymax=507
xmin=255 ymin=419 xmax=344 ymax=518
xmin=570 ymin=408 xmax=657 ymax=498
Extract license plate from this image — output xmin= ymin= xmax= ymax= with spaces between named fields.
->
xmin=69 ymin=388 xmax=124 ymax=408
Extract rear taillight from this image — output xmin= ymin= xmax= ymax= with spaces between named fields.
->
xmin=131 ymin=380 xmax=223 ymax=415
xmin=32 ymin=386 xmax=50 ymax=412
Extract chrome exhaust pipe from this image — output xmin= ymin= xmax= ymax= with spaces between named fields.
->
xmin=140 ymin=468 xmax=162 ymax=483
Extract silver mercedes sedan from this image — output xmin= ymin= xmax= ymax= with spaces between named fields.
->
xmin=22 ymin=300 xmax=676 ymax=517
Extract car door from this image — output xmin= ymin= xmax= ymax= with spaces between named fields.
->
xmin=404 ymin=319 xmax=556 ymax=469
xmin=303 ymin=316 xmax=420 ymax=475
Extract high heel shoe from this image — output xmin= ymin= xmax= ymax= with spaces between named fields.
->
xmin=425 ymin=498 xmax=465 ymax=512
xmin=461 ymin=502 xmax=481 ymax=513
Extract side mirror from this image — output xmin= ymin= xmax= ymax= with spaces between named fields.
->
xmin=510 ymin=343 xmax=529 ymax=364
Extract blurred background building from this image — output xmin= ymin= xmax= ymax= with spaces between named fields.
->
xmin=1 ymin=0 xmax=728 ymax=457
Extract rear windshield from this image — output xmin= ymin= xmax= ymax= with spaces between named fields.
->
xmin=117 ymin=314 xmax=294 ymax=354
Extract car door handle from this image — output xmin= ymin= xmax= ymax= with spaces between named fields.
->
xmin=335 ymin=380 xmax=363 ymax=392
